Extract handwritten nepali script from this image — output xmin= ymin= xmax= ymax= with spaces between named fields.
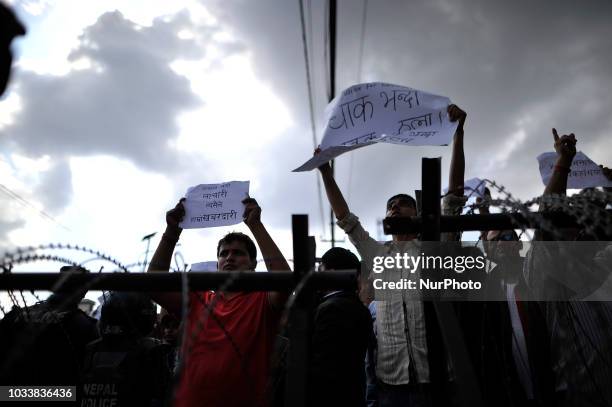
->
xmin=294 ymin=82 xmax=459 ymax=172
xmin=537 ymin=152 xmax=612 ymax=189
xmin=179 ymin=181 xmax=250 ymax=229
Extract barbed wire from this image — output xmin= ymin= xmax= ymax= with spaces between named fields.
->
xmin=460 ymin=179 xmax=557 ymax=240
xmin=1 ymin=243 xmax=131 ymax=272
xmin=2 ymin=253 xmax=83 ymax=272
xmin=461 ymin=179 xmax=612 ymax=241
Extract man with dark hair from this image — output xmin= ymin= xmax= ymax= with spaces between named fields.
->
xmin=309 ymin=247 xmax=373 ymax=407
xmin=81 ymin=292 xmax=172 ymax=407
xmin=315 ymin=104 xmax=467 ymax=406
xmin=216 ymin=231 xmax=258 ymax=265
xmin=386 ymin=194 xmax=417 ymax=213
xmin=147 ymin=197 xmax=290 ymax=407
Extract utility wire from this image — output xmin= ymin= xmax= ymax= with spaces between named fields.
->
xmin=0 ymin=183 xmax=70 ymax=231
xmin=298 ymin=0 xmax=326 ymax=235
xmin=323 ymin=3 xmax=331 ymax=101
xmin=327 ymin=0 xmax=337 ymax=247
xmin=347 ymin=0 xmax=369 ymax=204
xmin=356 ymin=0 xmax=368 ymax=82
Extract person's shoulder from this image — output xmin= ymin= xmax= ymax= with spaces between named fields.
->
xmin=319 ymin=292 xmax=365 ymax=311
xmin=70 ymin=309 xmax=99 ymax=335
xmin=388 ymin=239 xmax=420 ymax=250
xmin=72 ymin=308 xmax=97 ymax=323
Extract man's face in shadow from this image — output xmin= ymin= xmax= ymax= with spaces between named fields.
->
xmin=386 ymin=197 xmax=416 ymax=218
xmin=485 ymin=230 xmax=522 ymax=263
xmin=217 ymin=240 xmax=256 ymax=272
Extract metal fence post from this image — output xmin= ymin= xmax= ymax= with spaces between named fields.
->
xmin=285 ymin=215 xmax=312 ymax=406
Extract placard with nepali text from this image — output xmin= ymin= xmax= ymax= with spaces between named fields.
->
xmin=179 ymin=181 xmax=249 ymax=229
xmin=294 ymin=82 xmax=459 ymax=171
xmin=537 ymin=152 xmax=612 ymax=189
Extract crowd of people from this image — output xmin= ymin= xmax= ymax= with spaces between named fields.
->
xmin=1 ymin=2 xmax=612 ymax=407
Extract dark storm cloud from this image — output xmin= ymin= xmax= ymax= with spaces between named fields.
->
xmin=3 ymin=10 xmax=211 ymax=169
xmin=0 ymin=8 xmax=242 ymax=243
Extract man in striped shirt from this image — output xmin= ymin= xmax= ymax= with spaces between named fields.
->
xmin=316 ymin=104 xmax=467 ymax=406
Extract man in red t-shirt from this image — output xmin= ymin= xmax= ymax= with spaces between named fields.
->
xmin=147 ymin=197 xmax=291 ymax=407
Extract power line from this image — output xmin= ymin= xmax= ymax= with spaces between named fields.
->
xmin=323 ymin=2 xmax=331 ymax=101
xmin=328 ymin=0 xmax=337 ymax=248
xmin=347 ymin=0 xmax=369 ymax=205
xmin=0 ymin=183 xmax=70 ymax=231
xmin=298 ymin=0 xmax=326 ymax=236
xmin=356 ymin=0 xmax=369 ymax=82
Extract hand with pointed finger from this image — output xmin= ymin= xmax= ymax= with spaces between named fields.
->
xmin=447 ymin=104 xmax=467 ymax=130
xmin=242 ymin=197 xmax=262 ymax=228
xmin=552 ymin=128 xmax=577 ymax=163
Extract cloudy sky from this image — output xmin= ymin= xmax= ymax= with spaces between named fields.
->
xmin=1 ymin=0 xmax=611 ymax=302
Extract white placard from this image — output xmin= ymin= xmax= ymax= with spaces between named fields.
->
xmin=537 ymin=152 xmax=612 ymax=189
xmin=294 ymin=82 xmax=459 ymax=171
xmin=189 ymin=261 xmax=218 ymax=272
xmin=179 ymin=181 xmax=249 ymax=229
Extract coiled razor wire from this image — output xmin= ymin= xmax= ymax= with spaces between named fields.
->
xmin=462 ymin=180 xmax=612 ymax=241
xmin=1 ymin=243 xmax=131 ymax=273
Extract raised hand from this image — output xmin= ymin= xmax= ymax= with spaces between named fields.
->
xmin=166 ymin=198 xmax=185 ymax=231
xmin=448 ymin=104 xmax=467 ymax=130
xmin=552 ymin=128 xmax=577 ymax=163
xmin=242 ymin=197 xmax=262 ymax=228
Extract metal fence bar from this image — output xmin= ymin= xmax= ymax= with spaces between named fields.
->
xmin=284 ymin=214 xmax=314 ymax=407
xmin=0 ymin=271 xmax=355 ymax=292
xmin=383 ymin=210 xmax=612 ymax=234
xmin=421 ymin=157 xmax=483 ymax=407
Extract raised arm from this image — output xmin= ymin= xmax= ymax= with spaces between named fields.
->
xmin=448 ymin=104 xmax=467 ymax=197
xmin=601 ymin=165 xmax=612 ymax=195
xmin=147 ymin=199 xmax=184 ymax=314
xmin=543 ymin=128 xmax=576 ymax=196
xmin=242 ymin=197 xmax=291 ymax=309
xmin=441 ymin=104 xmax=468 ymax=242
xmin=316 ymin=150 xmax=350 ymax=221
xmin=476 ymin=187 xmax=491 ymax=242
xmin=534 ymin=129 xmax=577 ymax=241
